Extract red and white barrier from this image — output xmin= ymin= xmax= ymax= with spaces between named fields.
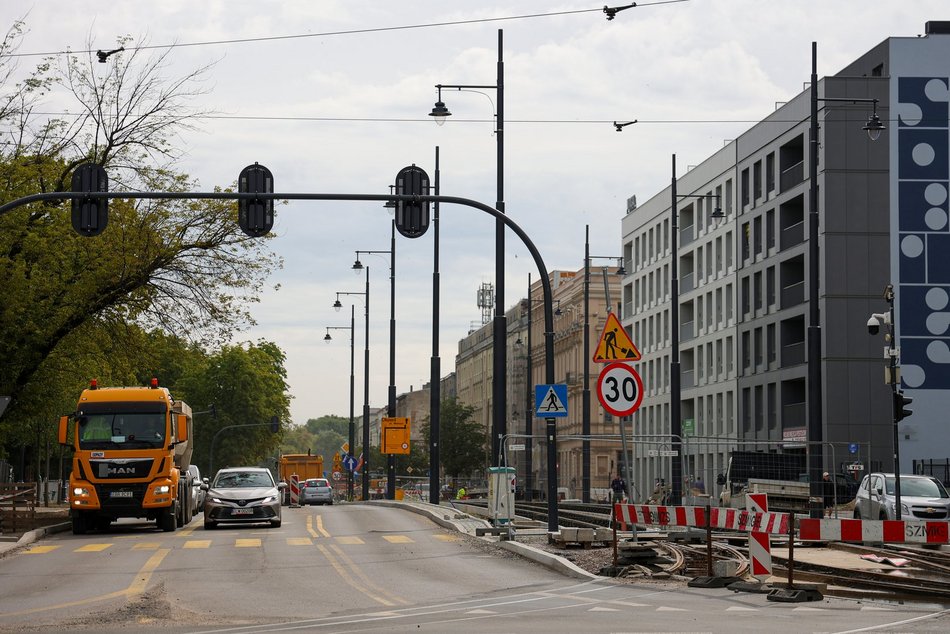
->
xmin=799 ymin=518 xmax=950 ymax=544
xmin=746 ymin=493 xmax=772 ymax=579
xmin=290 ymin=473 xmax=300 ymax=507
xmin=614 ymin=504 xmax=790 ymax=536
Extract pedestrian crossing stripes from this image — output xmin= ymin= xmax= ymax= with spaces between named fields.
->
xmin=19 ymin=533 xmax=448 ymax=554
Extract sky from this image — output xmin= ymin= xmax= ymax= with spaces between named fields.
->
xmin=4 ymin=1 xmax=947 ymax=425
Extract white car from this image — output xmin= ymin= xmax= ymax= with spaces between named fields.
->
xmin=187 ymin=464 xmax=205 ymax=515
xmin=853 ymin=473 xmax=950 ymax=521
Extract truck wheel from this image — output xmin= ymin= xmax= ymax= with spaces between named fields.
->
xmin=96 ymin=517 xmax=111 ymax=532
xmin=72 ymin=513 xmax=88 ymax=535
xmin=159 ymin=506 xmax=177 ymax=532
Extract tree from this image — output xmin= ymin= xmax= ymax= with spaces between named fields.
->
xmin=421 ymin=398 xmax=484 ymax=485
xmin=0 ymin=26 xmax=281 ymax=452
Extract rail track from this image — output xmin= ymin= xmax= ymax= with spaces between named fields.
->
xmin=457 ymin=499 xmax=950 ymax=601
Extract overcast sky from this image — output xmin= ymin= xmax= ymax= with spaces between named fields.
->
xmin=5 ymin=1 xmax=946 ymax=424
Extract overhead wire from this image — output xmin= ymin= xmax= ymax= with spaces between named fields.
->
xmin=4 ymin=1 xmax=689 ymax=59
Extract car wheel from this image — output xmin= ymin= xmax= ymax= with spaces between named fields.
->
xmin=204 ymin=520 xmax=215 ymax=530
xmin=328 ymin=500 xmax=333 ymax=506
xmin=270 ymin=518 xmax=282 ymax=528
xmin=879 ymin=511 xmax=888 ymax=521
xmin=853 ymin=509 xmax=861 ymax=519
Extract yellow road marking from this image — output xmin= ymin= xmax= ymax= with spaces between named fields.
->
xmin=235 ymin=538 xmax=260 ymax=548
xmin=132 ymin=542 xmax=161 ymax=550
xmin=1 ymin=548 xmax=170 ymax=617
xmin=327 ymin=544 xmax=409 ymax=606
xmin=433 ymin=534 xmax=459 ymax=542
xmin=306 ymin=514 xmax=331 ymax=538
xmin=183 ymin=540 xmax=211 ymax=549
xmin=287 ymin=537 xmax=312 ymax=546
xmin=316 ymin=544 xmax=398 ymax=607
xmin=23 ymin=545 xmax=59 ymax=554
xmin=382 ymin=535 xmax=412 ymax=544
xmin=335 ymin=535 xmax=364 ymax=545
xmin=75 ymin=543 xmax=112 ymax=552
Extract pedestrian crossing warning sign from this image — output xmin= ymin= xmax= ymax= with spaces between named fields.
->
xmin=535 ymin=384 xmax=568 ymax=417
xmin=593 ymin=312 xmax=640 ymax=362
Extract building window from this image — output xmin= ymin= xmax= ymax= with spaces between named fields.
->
xmin=766 ymin=152 xmax=775 ymax=194
xmin=741 ymin=168 xmax=750 ymax=207
xmin=766 ymin=209 xmax=775 ymax=250
xmin=754 ymin=160 xmax=762 ymax=201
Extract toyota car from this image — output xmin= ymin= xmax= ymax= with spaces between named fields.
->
xmin=202 ymin=467 xmax=285 ymax=529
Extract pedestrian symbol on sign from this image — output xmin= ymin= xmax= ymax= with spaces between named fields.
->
xmin=534 ymin=384 xmax=568 ymax=417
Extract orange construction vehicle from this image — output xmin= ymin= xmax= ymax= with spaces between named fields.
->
xmin=278 ymin=453 xmax=324 ymax=504
xmin=58 ymin=379 xmax=194 ymax=534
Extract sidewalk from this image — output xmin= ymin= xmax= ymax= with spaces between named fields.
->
xmin=0 ymin=503 xmax=71 ymax=556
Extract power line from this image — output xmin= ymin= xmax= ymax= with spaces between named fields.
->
xmin=5 ymin=1 xmax=689 ymax=58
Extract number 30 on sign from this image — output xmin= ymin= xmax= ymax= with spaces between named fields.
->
xmin=596 ymin=362 xmax=644 ymax=417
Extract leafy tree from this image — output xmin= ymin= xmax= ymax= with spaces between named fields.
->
xmin=0 ymin=25 xmax=281 ymax=457
xmin=421 ymin=398 xmax=484 ymax=485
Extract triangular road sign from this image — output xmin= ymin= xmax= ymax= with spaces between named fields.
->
xmin=593 ymin=312 xmax=640 ymax=362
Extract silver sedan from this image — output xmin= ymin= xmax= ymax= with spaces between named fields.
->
xmin=203 ymin=467 xmax=285 ymax=529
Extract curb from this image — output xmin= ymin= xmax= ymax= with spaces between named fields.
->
xmin=365 ymin=500 xmax=598 ymax=580
xmin=0 ymin=521 xmax=72 ymax=556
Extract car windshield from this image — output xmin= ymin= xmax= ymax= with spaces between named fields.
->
xmin=215 ymin=471 xmax=274 ymax=488
xmin=885 ymin=477 xmax=948 ymax=497
xmin=78 ymin=412 xmax=166 ymax=450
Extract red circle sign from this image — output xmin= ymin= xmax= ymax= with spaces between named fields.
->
xmin=596 ymin=362 xmax=644 ymax=417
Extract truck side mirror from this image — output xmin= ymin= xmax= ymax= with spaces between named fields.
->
xmin=716 ymin=474 xmax=726 ymax=486
xmin=58 ymin=416 xmax=70 ymax=445
xmin=176 ymin=414 xmax=189 ymax=442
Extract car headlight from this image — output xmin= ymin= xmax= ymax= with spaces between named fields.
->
xmin=211 ymin=497 xmax=224 ymax=503
xmin=72 ymin=487 xmax=90 ymax=496
xmin=155 ymin=485 xmax=171 ymax=494
xmin=901 ymin=503 xmax=909 ymax=514
xmin=262 ymin=496 xmax=277 ymax=504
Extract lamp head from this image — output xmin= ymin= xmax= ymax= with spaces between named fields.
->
xmin=863 ymin=111 xmax=885 ymax=141
xmin=333 ymin=299 xmax=343 ymax=312
xmin=352 ymin=258 xmax=364 ymax=273
xmin=616 ymin=264 xmax=626 ymax=276
xmin=429 ymin=100 xmax=451 ymax=126
xmin=324 ymin=332 xmax=332 ymax=343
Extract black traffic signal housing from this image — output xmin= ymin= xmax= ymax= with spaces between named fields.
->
xmin=238 ymin=163 xmax=274 ymax=237
xmin=270 ymin=416 xmax=280 ymax=433
xmin=394 ymin=164 xmax=430 ymax=239
xmin=71 ymin=163 xmax=109 ymax=236
xmin=895 ymin=390 xmax=913 ymax=421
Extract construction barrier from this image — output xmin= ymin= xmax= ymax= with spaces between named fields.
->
xmin=290 ymin=474 xmax=300 ymax=507
xmin=614 ymin=504 xmax=790 ymax=536
xmin=798 ymin=518 xmax=950 ymax=544
xmin=746 ymin=493 xmax=772 ymax=579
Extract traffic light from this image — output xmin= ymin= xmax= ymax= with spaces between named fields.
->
xmin=894 ymin=390 xmax=914 ymax=421
xmin=393 ymin=164 xmax=430 ymax=239
xmin=71 ymin=163 xmax=109 ymax=236
xmin=238 ymin=163 xmax=274 ymax=237
xmin=270 ymin=416 xmax=280 ymax=433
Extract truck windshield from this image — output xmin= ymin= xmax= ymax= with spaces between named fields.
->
xmin=78 ymin=412 xmax=167 ymax=450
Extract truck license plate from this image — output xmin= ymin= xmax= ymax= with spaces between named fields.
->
xmin=231 ymin=508 xmax=253 ymax=515
xmin=110 ymin=491 xmax=133 ymax=498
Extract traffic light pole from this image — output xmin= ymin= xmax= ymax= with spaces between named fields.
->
xmin=886 ymin=285 xmax=903 ymax=520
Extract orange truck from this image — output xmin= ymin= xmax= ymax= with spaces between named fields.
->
xmin=58 ymin=379 xmax=194 ymax=534
xmin=278 ymin=453 xmax=324 ymax=504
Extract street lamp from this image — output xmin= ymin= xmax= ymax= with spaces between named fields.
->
xmin=807 ymin=41 xmax=885 ymax=515
xmin=429 ymin=28 xmax=507 ymax=467
xmin=324 ymin=308 xmax=356 ymax=501
xmin=583 ymin=224 xmax=625 ymax=503
xmin=430 ymin=146 xmax=442 ymax=505
xmin=670 ymin=156 xmax=724 ymax=506
xmin=334 ymin=272 xmax=370 ymax=501
xmin=352 ymin=222 xmax=397 ymax=499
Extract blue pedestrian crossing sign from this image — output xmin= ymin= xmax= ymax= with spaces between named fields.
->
xmin=535 ymin=384 xmax=568 ymax=417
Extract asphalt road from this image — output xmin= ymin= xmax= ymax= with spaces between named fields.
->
xmin=1 ymin=503 xmax=949 ymax=633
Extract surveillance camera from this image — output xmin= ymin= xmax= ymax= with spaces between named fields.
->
xmin=867 ymin=315 xmax=880 ymax=335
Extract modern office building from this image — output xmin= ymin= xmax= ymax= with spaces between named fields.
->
xmin=620 ymin=22 xmax=950 ymax=497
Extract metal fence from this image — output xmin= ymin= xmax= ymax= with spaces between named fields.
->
xmin=913 ymin=458 xmax=950 ymax=486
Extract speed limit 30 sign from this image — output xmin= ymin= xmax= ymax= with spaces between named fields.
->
xmin=596 ymin=362 xmax=644 ymax=417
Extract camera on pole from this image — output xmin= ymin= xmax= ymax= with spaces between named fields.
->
xmin=238 ymin=163 xmax=274 ymax=237
xmin=71 ymin=163 xmax=109 ymax=237
xmin=393 ymin=165 xmax=430 ymax=239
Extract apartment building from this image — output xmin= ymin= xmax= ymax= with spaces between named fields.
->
xmin=620 ymin=22 xmax=950 ymax=494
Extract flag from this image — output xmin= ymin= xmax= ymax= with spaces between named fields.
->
xmin=355 ymin=453 xmax=364 ymax=475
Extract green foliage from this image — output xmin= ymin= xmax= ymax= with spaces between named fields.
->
xmin=421 ymin=398 xmax=485 ymax=481
xmin=0 ymin=24 xmax=282 ymax=465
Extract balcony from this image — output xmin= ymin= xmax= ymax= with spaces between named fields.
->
xmin=782 ymin=402 xmax=806 ymax=427
xmin=680 ymin=320 xmax=695 ymax=342
xmin=681 ymin=272 xmax=694 ymax=294
xmin=782 ymin=341 xmax=805 ymax=367
xmin=781 ymin=281 xmax=805 ymax=308
xmin=780 ymin=220 xmax=805 ymax=251
xmin=780 ymin=160 xmax=804 ymax=192
xmin=680 ymin=224 xmax=695 ymax=247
